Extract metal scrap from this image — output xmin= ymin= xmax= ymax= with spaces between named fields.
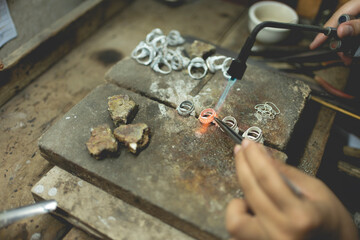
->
xmin=86 ymin=124 xmax=118 ymax=159
xmin=114 ymin=123 xmax=150 ymax=154
xmin=108 ymin=95 xmax=139 ymax=126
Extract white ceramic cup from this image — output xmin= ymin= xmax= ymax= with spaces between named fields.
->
xmin=248 ymin=1 xmax=299 ymax=44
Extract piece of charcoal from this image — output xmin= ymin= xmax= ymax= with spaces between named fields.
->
xmin=188 ymin=40 xmax=216 ymax=59
xmin=86 ymin=124 xmax=118 ymax=159
xmin=108 ymin=95 xmax=139 ymax=126
xmin=114 ymin=123 xmax=150 ymax=154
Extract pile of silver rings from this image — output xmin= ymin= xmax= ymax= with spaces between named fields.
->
xmin=242 ymin=126 xmax=264 ymax=143
xmin=131 ymin=28 xmax=189 ymax=75
xmin=131 ymin=28 xmax=234 ymax=80
xmin=254 ymin=102 xmax=280 ymax=120
xmin=177 ymin=100 xmax=195 ymax=116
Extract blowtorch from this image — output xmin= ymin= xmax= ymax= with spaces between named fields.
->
xmin=227 ymin=17 xmax=360 ymax=81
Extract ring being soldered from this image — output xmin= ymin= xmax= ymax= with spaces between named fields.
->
xmin=177 ymin=101 xmax=195 ymax=116
xmin=199 ymin=108 xmax=217 ymax=125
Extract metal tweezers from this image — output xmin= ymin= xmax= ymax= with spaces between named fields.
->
xmin=214 ymin=117 xmax=243 ymax=144
xmin=214 ymin=117 xmax=303 ymax=198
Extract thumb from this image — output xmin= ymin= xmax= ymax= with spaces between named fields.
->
xmin=337 ymin=19 xmax=360 ymax=38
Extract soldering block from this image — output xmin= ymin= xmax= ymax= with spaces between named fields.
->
xmin=108 ymin=94 xmax=139 ymax=126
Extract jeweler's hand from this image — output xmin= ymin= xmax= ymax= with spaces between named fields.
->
xmin=310 ymin=0 xmax=360 ymax=65
xmin=226 ymin=139 xmax=358 ymax=240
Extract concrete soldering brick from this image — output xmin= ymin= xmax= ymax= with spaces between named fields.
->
xmin=38 ymin=83 xmax=287 ymax=239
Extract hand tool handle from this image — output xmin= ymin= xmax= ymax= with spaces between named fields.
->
xmin=0 ymin=200 xmax=57 ymax=228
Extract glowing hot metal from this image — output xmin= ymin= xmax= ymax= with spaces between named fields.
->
xmin=199 ymin=108 xmax=217 ymax=125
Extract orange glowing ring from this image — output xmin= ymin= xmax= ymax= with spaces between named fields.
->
xmin=199 ymin=108 xmax=217 ymax=125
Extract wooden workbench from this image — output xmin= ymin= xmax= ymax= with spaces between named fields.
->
xmin=0 ymin=0 xmax=348 ymax=239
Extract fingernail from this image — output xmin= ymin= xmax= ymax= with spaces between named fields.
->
xmin=234 ymin=144 xmax=241 ymax=154
xmin=242 ymin=139 xmax=250 ymax=148
xmin=342 ymin=25 xmax=354 ymax=36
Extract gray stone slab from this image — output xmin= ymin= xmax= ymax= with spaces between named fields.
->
xmin=105 ymin=58 xmax=311 ymax=150
xmin=32 ymin=167 xmax=194 ymax=240
xmin=39 ymin=83 xmax=286 ymax=239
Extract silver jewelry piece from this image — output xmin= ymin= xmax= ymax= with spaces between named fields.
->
xmin=131 ymin=41 xmax=156 ymax=65
xmin=220 ymin=116 xmax=239 ymax=134
xmin=177 ymin=100 xmax=195 ymax=116
xmin=206 ymin=55 xmax=226 ymax=73
xmin=167 ymin=30 xmax=185 ymax=46
xmin=242 ymin=126 xmax=264 ymax=143
xmin=150 ymin=35 xmax=167 ymax=51
xmin=176 ymin=47 xmax=190 ymax=67
xmin=221 ymin=57 xmax=233 ymax=79
xmin=151 ymin=54 xmax=172 ymax=74
xmin=165 ymin=49 xmax=183 ymax=71
xmin=146 ymin=28 xmax=164 ymax=45
xmin=254 ymin=102 xmax=280 ymax=120
xmin=188 ymin=57 xmax=208 ymax=80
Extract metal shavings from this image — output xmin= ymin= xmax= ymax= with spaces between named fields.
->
xmin=242 ymin=126 xmax=264 ymax=143
xmin=254 ymin=102 xmax=280 ymax=120
xmin=220 ymin=116 xmax=239 ymax=134
xmin=177 ymin=100 xmax=195 ymax=116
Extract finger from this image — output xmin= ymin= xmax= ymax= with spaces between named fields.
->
xmin=338 ymin=19 xmax=360 ymax=38
xmin=226 ymin=198 xmax=265 ymax=240
xmin=234 ymin=141 xmax=282 ymax=219
xmin=310 ymin=0 xmax=360 ymax=49
xmin=338 ymin=52 xmax=353 ymax=65
xmin=309 ymin=14 xmax=340 ymax=50
xmin=241 ymin=140 xmax=300 ymax=209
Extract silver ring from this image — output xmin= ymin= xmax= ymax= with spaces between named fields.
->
xmin=146 ymin=28 xmax=164 ymax=45
xmin=206 ymin=55 xmax=226 ymax=73
xmin=131 ymin=41 xmax=156 ymax=65
xmin=151 ymin=55 xmax=171 ymax=74
xmin=242 ymin=126 xmax=263 ymax=143
xmin=167 ymin=30 xmax=185 ymax=46
xmin=165 ymin=49 xmax=183 ymax=71
xmin=265 ymin=102 xmax=280 ymax=115
xmin=254 ymin=102 xmax=280 ymax=120
xmin=177 ymin=100 xmax=194 ymax=116
xmin=188 ymin=57 xmax=208 ymax=80
xmin=150 ymin=35 xmax=167 ymax=51
xmin=176 ymin=47 xmax=190 ymax=67
xmin=220 ymin=116 xmax=239 ymax=133
xmin=221 ymin=57 xmax=233 ymax=79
